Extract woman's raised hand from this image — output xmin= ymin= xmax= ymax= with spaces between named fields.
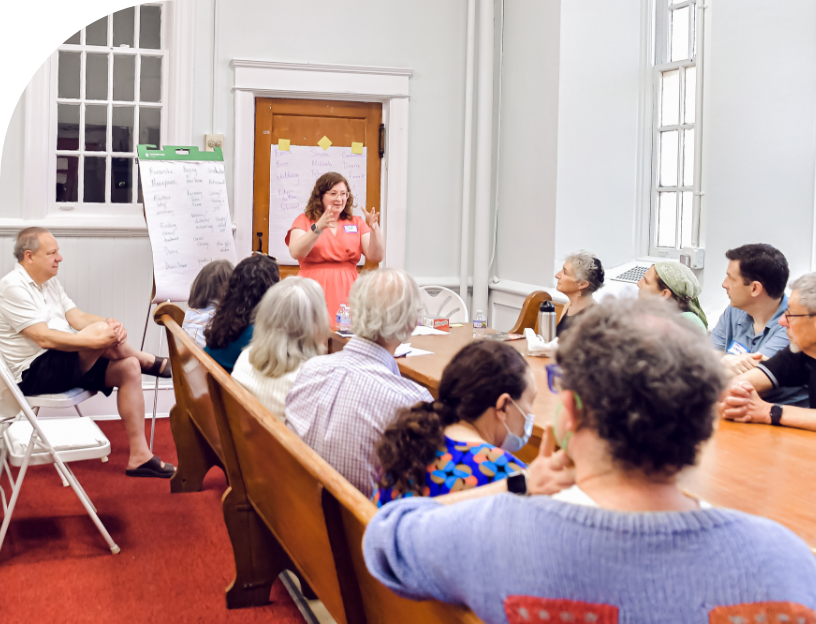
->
xmin=362 ymin=206 xmax=380 ymax=229
xmin=316 ymin=206 xmax=340 ymax=231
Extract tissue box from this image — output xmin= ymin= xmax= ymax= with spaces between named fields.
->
xmin=421 ymin=317 xmax=450 ymax=333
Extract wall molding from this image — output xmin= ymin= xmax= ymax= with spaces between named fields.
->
xmin=231 ymin=59 xmax=412 ymax=266
xmin=0 ymin=216 xmax=149 ymax=237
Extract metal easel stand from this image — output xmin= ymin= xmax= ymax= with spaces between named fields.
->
xmin=139 ymin=297 xmax=169 ymax=453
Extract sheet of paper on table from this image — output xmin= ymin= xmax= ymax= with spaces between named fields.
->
xmin=395 ymin=343 xmax=435 ymax=358
xmin=411 ymin=326 xmax=449 ymax=336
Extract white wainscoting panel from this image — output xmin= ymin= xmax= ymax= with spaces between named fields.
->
xmin=0 ymin=235 xmax=175 ymax=418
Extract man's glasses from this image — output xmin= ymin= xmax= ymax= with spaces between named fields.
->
xmin=784 ymin=310 xmax=816 ymax=322
xmin=546 ymin=364 xmax=563 ymax=394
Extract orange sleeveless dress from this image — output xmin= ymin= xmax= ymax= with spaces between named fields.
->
xmin=285 ymin=214 xmax=371 ymax=321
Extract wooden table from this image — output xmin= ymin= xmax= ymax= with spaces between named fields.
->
xmin=330 ymin=327 xmax=816 ymax=551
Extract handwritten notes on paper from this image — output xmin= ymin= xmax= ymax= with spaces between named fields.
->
xmin=268 ymin=145 xmax=367 ymax=264
xmin=140 ymin=160 xmax=238 ymax=302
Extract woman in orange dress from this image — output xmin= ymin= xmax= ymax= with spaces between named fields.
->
xmin=285 ymin=172 xmax=384 ymax=320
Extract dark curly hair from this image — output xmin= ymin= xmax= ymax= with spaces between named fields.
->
xmin=725 ymin=243 xmax=789 ymax=300
xmin=375 ymin=341 xmax=529 ymax=498
xmin=555 ymin=297 xmax=725 ymax=476
xmin=303 ymin=172 xmax=355 ymax=222
xmin=204 ymin=254 xmax=280 ymax=350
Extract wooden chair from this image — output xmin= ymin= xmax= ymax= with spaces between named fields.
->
xmin=153 ymin=303 xmax=224 ymax=493
xmin=508 ymin=290 xmax=564 ymax=334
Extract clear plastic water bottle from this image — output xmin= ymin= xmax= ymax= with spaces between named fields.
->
xmin=473 ymin=310 xmax=487 ymax=339
xmin=339 ymin=305 xmax=352 ymax=333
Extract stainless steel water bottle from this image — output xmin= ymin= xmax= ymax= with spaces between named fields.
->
xmin=538 ymin=301 xmax=556 ymax=342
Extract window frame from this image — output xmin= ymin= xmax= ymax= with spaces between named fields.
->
xmin=648 ymin=0 xmax=708 ymax=257
xmin=49 ymin=4 xmax=168 ymax=217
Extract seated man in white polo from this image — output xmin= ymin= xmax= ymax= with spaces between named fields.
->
xmin=0 ymin=227 xmax=174 ymax=478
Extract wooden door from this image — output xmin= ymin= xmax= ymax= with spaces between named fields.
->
xmin=253 ymin=98 xmax=383 ymax=277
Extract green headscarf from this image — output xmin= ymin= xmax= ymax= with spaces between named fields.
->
xmin=654 ymin=261 xmax=708 ymax=329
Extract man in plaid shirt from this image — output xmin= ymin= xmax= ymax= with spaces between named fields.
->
xmin=286 ymin=269 xmax=432 ymax=497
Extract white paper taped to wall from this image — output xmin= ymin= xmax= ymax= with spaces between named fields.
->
xmin=268 ymin=145 xmax=367 ymax=265
xmin=140 ymin=160 xmax=238 ymax=302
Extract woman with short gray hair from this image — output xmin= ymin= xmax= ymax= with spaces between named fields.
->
xmin=554 ymin=250 xmax=605 ymax=337
xmin=232 ymin=276 xmax=329 ymax=421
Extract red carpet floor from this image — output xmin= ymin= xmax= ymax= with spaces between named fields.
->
xmin=0 ymin=418 xmax=306 ymax=624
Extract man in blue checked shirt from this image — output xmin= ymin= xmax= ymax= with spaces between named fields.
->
xmin=710 ymin=243 xmax=808 ymax=406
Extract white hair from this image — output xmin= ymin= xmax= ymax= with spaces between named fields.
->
xmin=349 ymin=269 xmax=421 ymax=345
xmin=791 ymin=273 xmax=816 ymax=314
xmin=248 ymin=276 xmax=329 ymax=378
xmin=565 ymin=250 xmax=604 ymax=294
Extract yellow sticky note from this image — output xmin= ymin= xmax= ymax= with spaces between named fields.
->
xmin=278 ymin=139 xmax=290 ymax=151
xmin=351 ymin=142 xmax=364 ymax=155
xmin=318 ymin=135 xmax=332 ymax=151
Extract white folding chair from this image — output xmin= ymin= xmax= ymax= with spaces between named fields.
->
xmin=419 ymin=285 xmax=470 ymax=323
xmin=0 ymin=356 xmax=119 ymax=556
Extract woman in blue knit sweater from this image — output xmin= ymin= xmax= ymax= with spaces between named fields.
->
xmin=363 ymin=297 xmax=816 ymax=624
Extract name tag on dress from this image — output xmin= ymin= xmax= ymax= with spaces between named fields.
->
xmin=727 ymin=340 xmax=749 ymax=355
xmin=344 ymin=225 xmax=358 ymax=233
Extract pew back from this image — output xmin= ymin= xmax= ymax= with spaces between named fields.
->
xmin=154 ymin=303 xmax=224 ymax=492
xmin=207 ymin=366 xmax=365 ymax=624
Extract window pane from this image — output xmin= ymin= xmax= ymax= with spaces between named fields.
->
xmin=113 ymin=54 xmax=136 ymax=101
xmin=111 ymin=157 xmax=133 ymax=203
xmin=113 ymin=7 xmax=135 ymax=48
xmin=58 ymin=52 xmax=81 ymax=99
xmin=140 ymin=56 xmax=162 ymax=102
xmin=684 ymin=66 xmax=696 ymax=124
xmin=660 ymin=130 xmax=678 ymax=187
xmin=140 ymin=5 xmax=162 ymax=50
xmin=681 ymin=191 xmax=694 ymax=248
xmin=683 ymin=129 xmax=695 ymax=187
xmin=84 ymin=157 xmax=107 ymax=202
xmin=64 ymin=31 xmax=80 ymax=45
xmin=56 ymin=155 xmax=79 ymax=202
xmin=657 ymin=192 xmax=677 ymax=248
xmin=57 ymin=104 xmax=80 ymax=150
xmin=86 ymin=15 xmax=108 ymax=47
xmin=660 ymin=70 xmax=679 ymax=127
xmin=85 ymin=104 xmax=107 ymax=152
xmin=139 ymin=107 xmax=161 ymax=147
xmin=86 ymin=53 xmax=109 ymax=100
xmin=670 ymin=7 xmax=690 ymax=62
xmin=112 ymin=106 xmax=134 ymax=152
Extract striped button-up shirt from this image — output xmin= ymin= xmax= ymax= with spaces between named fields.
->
xmin=286 ymin=336 xmax=432 ymax=497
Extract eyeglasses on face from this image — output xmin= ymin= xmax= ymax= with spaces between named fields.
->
xmin=784 ymin=310 xmax=816 ymax=322
xmin=545 ymin=364 xmax=563 ymax=394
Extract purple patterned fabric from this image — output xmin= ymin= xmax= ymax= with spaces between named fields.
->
xmin=285 ymin=336 xmax=433 ymax=497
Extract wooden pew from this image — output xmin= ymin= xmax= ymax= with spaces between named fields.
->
xmin=508 ymin=290 xmax=565 ymax=335
xmin=155 ymin=303 xmax=288 ymax=609
xmin=206 ymin=357 xmax=485 ymax=624
xmin=154 ymin=303 xmax=224 ymax=493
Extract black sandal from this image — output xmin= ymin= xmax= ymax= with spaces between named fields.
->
xmin=125 ymin=455 xmax=176 ymax=479
xmin=143 ymin=355 xmax=171 ymax=378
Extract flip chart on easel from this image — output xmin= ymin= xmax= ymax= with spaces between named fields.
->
xmin=268 ymin=144 xmax=367 ymax=264
xmin=138 ymin=145 xmax=238 ymax=302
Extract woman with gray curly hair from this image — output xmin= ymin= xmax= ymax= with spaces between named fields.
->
xmin=231 ymin=276 xmax=329 ymax=421
xmin=554 ymin=250 xmax=605 ymax=337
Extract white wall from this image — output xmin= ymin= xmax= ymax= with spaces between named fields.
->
xmin=191 ymin=0 xmax=468 ymax=278
xmin=0 ymin=92 xmax=25 ymax=219
xmin=494 ymin=0 xmax=561 ymax=286
xmin=553 ymin=0 xmax=643 ymax=272
xmin=698 ymin=0 xmax=816 ymax=311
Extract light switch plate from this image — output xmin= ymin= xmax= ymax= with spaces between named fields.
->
xmin=204 ymin=134 xmax=224 ymax=152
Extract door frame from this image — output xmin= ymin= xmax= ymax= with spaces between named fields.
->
xmin=231 ymin=60 xmax=412 ymax=269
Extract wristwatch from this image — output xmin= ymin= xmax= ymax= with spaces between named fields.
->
xmin=769 ymin=404 xmax=783 ymax=427
xmin=506 ymin=470 xmax=529 ymax=496
xmin=311 ymin=223 xmax=322 ymax=235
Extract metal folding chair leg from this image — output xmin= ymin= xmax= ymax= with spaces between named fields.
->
xmin=0 ymin=428 xmax=37 ymax=553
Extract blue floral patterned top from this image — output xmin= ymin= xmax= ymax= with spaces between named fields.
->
xmin=372 ymin=436 xmax=527 ymax=507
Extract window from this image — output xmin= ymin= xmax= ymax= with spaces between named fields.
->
xmin=650 ymin=0 xmax=705 ymax=254
xmin=53 ymin=5 xmax=166 ymax=214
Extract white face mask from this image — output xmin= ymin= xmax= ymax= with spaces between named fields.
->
xmin=499 ymin=398 xmax=536 ymax=453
